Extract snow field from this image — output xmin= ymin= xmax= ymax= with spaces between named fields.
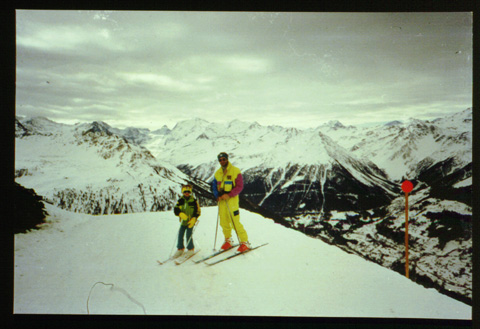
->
xmin=14 ymin=205 xmax=471 ymax=318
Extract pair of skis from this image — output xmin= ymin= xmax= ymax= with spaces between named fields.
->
xmin=195 ymin=243 xmax=268 ymax=266
xmin=157 ymin=243 xmax=268 ymax=266
xmin=157 ymin=249 xmax=201 ymax=265
xmin=192 ymin=244 xmax=239 ymax=265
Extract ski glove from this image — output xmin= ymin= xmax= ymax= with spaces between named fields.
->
xmin=188 ymin=217 xmax=197 ymax=228
xmin=179 ymin=212 xmax=189 ymax=226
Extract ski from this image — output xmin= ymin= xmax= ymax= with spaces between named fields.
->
xmin=157 ymin=258 xmax=173 ymax=265
xmin=174 ymin=250 xmax=201 ymax=265
xmin=205 ymin=243 xmax=268 ymax=266
xmin=193 ymin=244 xmax=239 ymax=264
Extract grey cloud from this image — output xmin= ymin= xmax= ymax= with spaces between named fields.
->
xmin=15 ymin=11 xmax=472 ymax=130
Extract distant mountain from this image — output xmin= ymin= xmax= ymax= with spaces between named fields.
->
xmin=141 ymin=108 xmax=471 ymax=217
xmin=114 ymin=126 xmax=152 ymax=145
xmin=315 ymin=109 xmax=472 ymax=181
xmin=145 ymin=119 xmax=398 ymax=216
xmin=321 ymin=119 xmax=355 ymax=130
xmin=384 ymin=120 xmax=403 ymax=127
xmin=15 ymin=108 xmax=471 ymax=220
xmin=151 ymin=125 xmax=171 ymax=135
xmin=15 ymin=117 xmax=213 ymax=214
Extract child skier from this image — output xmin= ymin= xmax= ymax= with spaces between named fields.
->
xmin=172 ymin=184 xmax=201 ymax=259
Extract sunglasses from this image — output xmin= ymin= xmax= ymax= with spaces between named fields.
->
xmin=183 ymin=190 xmax=192 ymax=194
xmin=218 ymin=158 xmax=227 ymax=162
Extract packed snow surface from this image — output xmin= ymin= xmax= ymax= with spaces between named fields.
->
xmin=14 ymin=205 xmax=471 ymax=319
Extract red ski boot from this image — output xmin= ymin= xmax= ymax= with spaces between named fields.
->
xmin=221 ymin=238 xmax=234 ymax=250
xmin=237 ymin=241 xmax=251 ymax=253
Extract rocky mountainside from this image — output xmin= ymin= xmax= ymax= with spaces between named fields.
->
xmin=287 ymin=183 xmax=472 ymax=305
xmin=13 ymin=182 xmax=48 ymax=234
xmin=15 ymin=117 xmax=213 ymax=215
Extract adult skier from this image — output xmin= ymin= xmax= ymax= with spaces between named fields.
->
xmin=172 ymin=184 xmax=201 ymax=259
xmin=212 ymin=152 xmax=251 ymax=252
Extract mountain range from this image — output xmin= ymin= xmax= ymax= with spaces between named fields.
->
xmin=14 ymin=108 xmax=472 ymax=304
xmin=15 ymin=117 xmax=213 ymax=215
xmin=144 ymin=108 xmax=471 ymax=218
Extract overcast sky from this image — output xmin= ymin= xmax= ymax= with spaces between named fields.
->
xmin=15 ymin=11 xmax=472 ymax=130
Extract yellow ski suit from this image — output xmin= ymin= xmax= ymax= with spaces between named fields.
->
xmin=212 ymin=162 xmax=248 ymax=243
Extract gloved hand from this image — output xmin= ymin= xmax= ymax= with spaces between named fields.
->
xmin=218 ymin=194 xmax=229 ymax=201
xmin=179 ymin=212 xmax=189 ymax=226
xmin=188 ymin=217 xmax=197 ymax=228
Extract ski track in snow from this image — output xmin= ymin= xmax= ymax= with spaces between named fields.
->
xmin=14 ymin=205 xmax=471 ymax=319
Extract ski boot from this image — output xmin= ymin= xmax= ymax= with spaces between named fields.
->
xmin=237 ymin=241 xmax=251 ymax=253
xmin=172 ymin=249 xmax=184 ymax=259
xmin=221 ymin=238 xmax=234 ymax=250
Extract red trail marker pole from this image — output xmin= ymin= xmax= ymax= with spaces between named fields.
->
xmin=401 ymin=180 xmax=414 ymax=278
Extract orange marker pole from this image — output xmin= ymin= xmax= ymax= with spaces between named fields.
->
xmin=405 ymin=191 xmax=409 ymax=279
xmin=401 ymin=180 xmax=413 ymax=279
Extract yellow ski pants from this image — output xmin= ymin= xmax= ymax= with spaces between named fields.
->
xmin=219 ymin=196 xmax=248 ymax=243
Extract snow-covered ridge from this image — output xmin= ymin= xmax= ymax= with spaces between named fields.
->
xmin=13 ymin=204 xmax=471 ymax=318
xmin=140 ymin=108 xmax=471 ymax=182
xmin=19 ymin=108 xmax=469 ymax=184
xmin=139 ymin=109 xmax=470 ymax=218
xmin=15 ymin=118 xmax=206 ymax=214
xmin=15 ymin=108 xmax=471 ymax=217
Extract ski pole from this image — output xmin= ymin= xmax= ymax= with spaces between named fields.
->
xmin=167 ymin=224 xmax=183 ymax=258
xmin=213 ymin=207 xmax=220 ymax=251
xmin=224 ymin=199 xmax=240 ymax=243
xmin=184 ymin=219 xmax=200 ymax=251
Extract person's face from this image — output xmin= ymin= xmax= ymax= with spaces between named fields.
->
xmin=219 ymin=157 xmax=228 ymax=166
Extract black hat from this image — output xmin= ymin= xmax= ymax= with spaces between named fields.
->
xmin=217 ymin=152 xmax=229 ymax=160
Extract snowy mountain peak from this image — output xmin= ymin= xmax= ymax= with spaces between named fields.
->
xmin=173 ymin=117 xmax=210 ymax=131
xmin=14 ymin=117 xmax=210 ymax=215
xmin=80 ymin=121 xmax=114 ymax=136
xmin=122 ymin=126 xmax=150 ymax=135
xmin=27 ymin=116 xmax=64 ymax=128
xmin=23 ymin=116 xmax=58 ymax=126
xmin=152 ymin=125 xmax=171 ymax=135
xmin=249 ymin=121 xmax=261 ymax=129
xmin=225 ymin=119 xmax=260 ymax=132
xmin=384 ymin=120 xmax=403 ymax=127
xmin=406 ymin=118 xmax=428 ymax=127
xmin=117 ymin=127 xmax=151 ymax=145
xmin=431 ymin=108 xmax=472 ymax=129
xmin=326 ymin=120 xmax=346 ymax=129
xmin=196 ymin=133 xmax=209 ymax=140
xmin=16 ymin=116 xmax=68 ymax=136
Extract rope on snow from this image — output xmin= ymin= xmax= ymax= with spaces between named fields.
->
xmin=86 ymin=281 xmax=147 ymax=315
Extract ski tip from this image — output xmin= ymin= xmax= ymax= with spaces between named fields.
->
xmin=157 ymin=257 xmax=174 ymax=265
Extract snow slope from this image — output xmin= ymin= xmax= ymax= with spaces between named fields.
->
xmin=14 ymin=204 xmax=471 ymax=319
